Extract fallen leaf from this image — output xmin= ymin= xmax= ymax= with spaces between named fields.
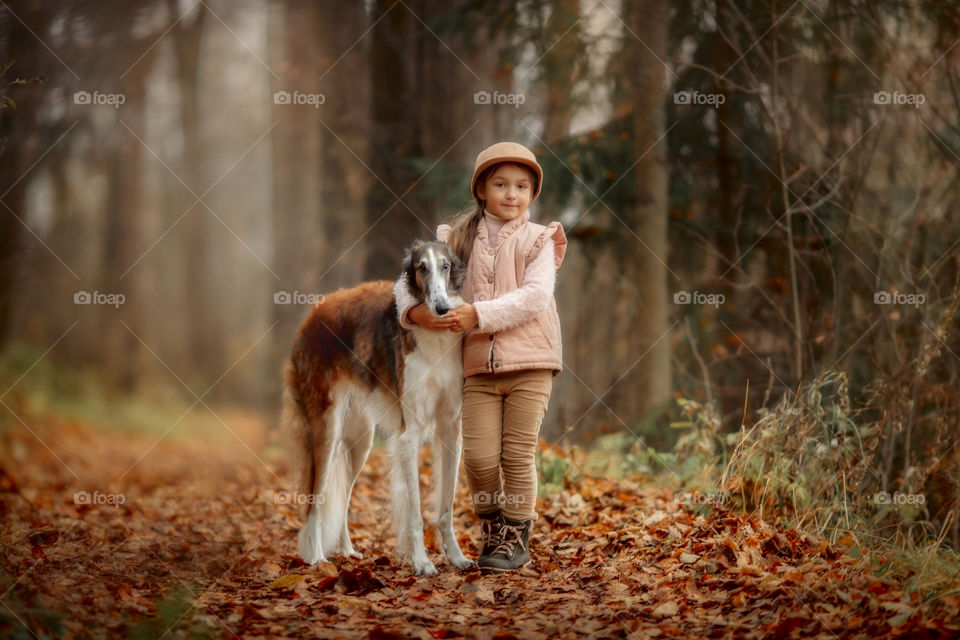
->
xmin=653 ymin=601 xmax=679 ymax=617
xmin=474 ymin=586 xmax=496 ymax=605
xmin=268 ymin=574 xmax=304 ymax=589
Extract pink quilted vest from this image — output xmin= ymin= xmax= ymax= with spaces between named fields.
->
xmin=440 ymin=211 xmax=566 ymax=378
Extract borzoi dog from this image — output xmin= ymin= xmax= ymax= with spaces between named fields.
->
xmin=282 ymin=240 xmax=471 ymax=575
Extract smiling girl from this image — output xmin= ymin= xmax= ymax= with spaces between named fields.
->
xmin=394 ymin=141 xmax=566 ymax=572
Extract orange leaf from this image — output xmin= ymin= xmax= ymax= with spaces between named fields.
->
xmin=267 ymin=573 xmax=303 ymax=589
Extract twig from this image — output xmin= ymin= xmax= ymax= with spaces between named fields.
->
xmin=684 ymin=317 xmax=715 ymax=406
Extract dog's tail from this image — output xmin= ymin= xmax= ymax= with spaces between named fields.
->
xmin=281 ymin=358 xmax=314 ymax=520
xmin=282 ymin=358 xmax=350 ymax=555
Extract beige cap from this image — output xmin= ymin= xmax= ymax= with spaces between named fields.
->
xmin=471 ymin=141 xmax=543 ymax=201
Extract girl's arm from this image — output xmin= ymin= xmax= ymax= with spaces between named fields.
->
xmin=394 ymin=272 xmax=460 ymax=332
xmin=393 ymin=274 xmax=421 ymax=330
xmin=472 ymin=238 xmax=555 ymax=333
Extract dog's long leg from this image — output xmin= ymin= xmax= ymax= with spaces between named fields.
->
xmin=390 ymin=425 xmax=437 ymax=576
xmin=339 ymin=414 xmax=373 ymax=559
xmin=285 ymin=367 xmax=330 ymax=566
xmin=297 ymin=402 xmax=343 ymax=565
xmin=297 ymin=425 xmax=334 ymax=565
xmin=435 ymin=412 xmax=471 ymax=568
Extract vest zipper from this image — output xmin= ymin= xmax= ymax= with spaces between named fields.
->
xmin=487 ymin=244 xmax=496 ymax=371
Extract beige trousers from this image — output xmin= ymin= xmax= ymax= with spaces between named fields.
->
xmin=461 ymin=369 xmax=553 ymax=521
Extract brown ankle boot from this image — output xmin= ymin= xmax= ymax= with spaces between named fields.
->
xmin=478 ymin=516 xmax=532 ymax=572
xmin=476 ymin=510 xmax=504 ymax=564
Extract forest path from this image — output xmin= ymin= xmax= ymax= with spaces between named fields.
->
xmin=0 ymin=404 xmax=955 ymax=639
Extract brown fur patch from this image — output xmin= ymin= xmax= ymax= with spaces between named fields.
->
xmin=289 ymin=281 xmax=402 ymax=406
xmin=284 ymin=281 xmax=408 ymax=514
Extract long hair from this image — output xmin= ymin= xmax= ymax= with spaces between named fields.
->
xmin=446 ymin=162 xmax=539 ymax=266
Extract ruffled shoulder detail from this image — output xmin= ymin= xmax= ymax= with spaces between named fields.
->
xmin=437 ymin=224 xmax=452 ymax=243
xmin=526 ymin=221 xmax=567 ymax=268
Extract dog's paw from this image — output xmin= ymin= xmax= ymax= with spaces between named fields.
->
xmin=447 ymin=552 xmax=473 ymax=569
xmin=412 ymin=558 xmax=438 ymax=576
xmin=338 ymin=539 xmax=363 ymax=560
xmin=328 ymin=540 xmax=363 ymax=560
xmin=299 ymin=546 xmax=327 ymax=565
xmin=297 ymin=525 xmax=326 ymax=565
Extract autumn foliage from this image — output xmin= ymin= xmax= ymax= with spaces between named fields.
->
xmin=2 ymin=402 xmax=958 ymax=639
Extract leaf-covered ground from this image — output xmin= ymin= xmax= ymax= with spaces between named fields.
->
xmin=1 ymin=403 xmax=957 ymax=639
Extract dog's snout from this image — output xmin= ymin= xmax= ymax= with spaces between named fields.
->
xmin=435 ymin=303 xmax=450 ymax=316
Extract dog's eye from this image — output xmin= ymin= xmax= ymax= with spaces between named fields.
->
xmin=442 ymin=263 xmax=449 ymax=271
xmin=418 ymin=264 xmax=426 ymax=272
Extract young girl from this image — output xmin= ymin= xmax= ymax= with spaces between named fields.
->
xmin=393 ymin=141 xmax=566 ymax=572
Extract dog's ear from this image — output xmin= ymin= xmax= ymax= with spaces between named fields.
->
xmin=449 ymin=248 xmax=467 ymax=292
xmin=402 ymin=241 xmax=426 ymax=299
xmin=402 ymin=240 xmax=423 ymax=274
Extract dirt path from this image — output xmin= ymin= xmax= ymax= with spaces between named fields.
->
xmin=0 ymin=403 xmax=956 ymax=639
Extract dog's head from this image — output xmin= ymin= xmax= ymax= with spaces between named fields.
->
xmin=402 ymin=240 xmax=466 ymax=316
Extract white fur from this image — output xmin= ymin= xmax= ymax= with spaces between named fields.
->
xmin=297 ymin=381 xmax=385 ymax=564
xmin=423 ymin=246 xmax=455 ymax=315
xmin=395 ymin=322 xmax=470 ymax=574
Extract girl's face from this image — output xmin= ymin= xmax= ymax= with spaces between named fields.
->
xmin=477 ymin=163 xmax=534 ymax=221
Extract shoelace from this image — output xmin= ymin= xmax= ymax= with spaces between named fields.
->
xmin=480 ymin=519 xmax=496 ymax=546
xmin=493 ymin=524 xmax=526 ymax=556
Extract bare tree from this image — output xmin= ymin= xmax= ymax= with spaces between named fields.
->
xmin=364 ymin=0 xmax=430 ymax=279
xmin=317 ymin=0 xmax=371 ymax=290
xmin=167 ymin=0 xmax=222 ymax=383
xmin=0 ymin=4 xmax=48 ymax=346
xmin=612 ymin=0 xmax=672 ymax=423
xmin=99 ymin=9 xmax=160 ymax=391
xmin=267 ymin=0 xmax=325 ymax=401
xmin=540 ymin=0 xmax=585 ymax=145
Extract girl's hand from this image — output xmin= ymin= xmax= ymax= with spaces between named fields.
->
xmin=409 ymin=303 xmax=460 ymax=331
xmin=450 ymin=304 xmax=478 ymax=332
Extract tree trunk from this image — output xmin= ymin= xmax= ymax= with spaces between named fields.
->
xmin=0 ymin=7 xmax=45 ymax=346
xmin=318 ymin=0 xmax=370 ymax=290
xmin=364 ymin=0 xmax=425 ymax=279
xmin=611 ymin=0 xmax=672 ymax=424
xmin=267 ymin=0 xmax=325 ymax=401
xmin=100 ymin=45 xmax=156 ymax=391
xmin=714 ymin=0 xmax=736 ymax=271
xmin=541 ymin=0 xmax=583 ymax=145
xmin=713 ymin=0 xmax=737 ymax=420
xmin=168 ymin=0 xmax=221 ymax=385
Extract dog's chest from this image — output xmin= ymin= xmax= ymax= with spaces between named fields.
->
xmin=404 ymin=329 xmax=463 ymax=392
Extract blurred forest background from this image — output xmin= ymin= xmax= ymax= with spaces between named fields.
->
xmin=1 ymin=0 xmax=959 ymax=553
